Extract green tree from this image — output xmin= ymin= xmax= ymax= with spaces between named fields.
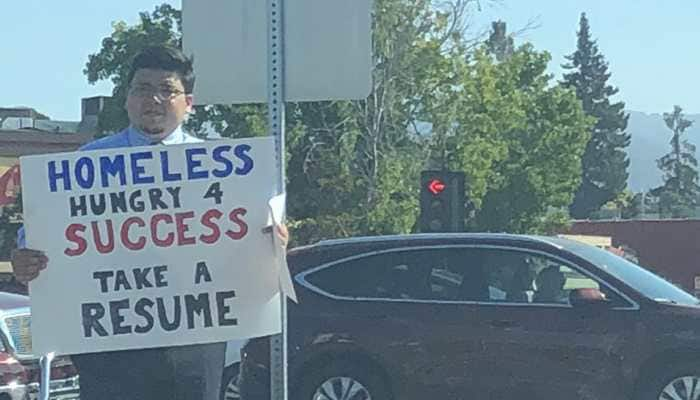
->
xmin=621 ymin=191 xmax=645 ymax=219
xmin=562 ymin=13 xmax=631 ymax=219
xmin=486 ymin=20 xmax=514 ymax=61
xmin=85 ymin=4 xmax=181 ymax=134
xmin=437 ymin=45 xmax=592 ymax=233
xmin=286 ymin=0 xmax=477 ymax=244
xmin=291 ymin=8 xmax=592 ymax=238
xmin=84 ymin=4 xmax=268 ymax=139
xmin=85 ymin=1 xmax=485 ymax=246
xmin=83 ymin=1 xmax=590 ymax=246
xmin=650 ymin=105 xmax=698 ymax=218
xmin=596 ymin=189 xmax=639 ymax=219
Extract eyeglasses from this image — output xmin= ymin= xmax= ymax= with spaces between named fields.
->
xmin=129 ymin=85 xmax=186 ymax=101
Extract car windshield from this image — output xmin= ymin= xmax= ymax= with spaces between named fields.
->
xmin=566 ymin=240 xmax=700 ymax=306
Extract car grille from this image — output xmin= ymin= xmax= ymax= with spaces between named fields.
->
xmin=5 ymin=313 xmax=32 ymax=356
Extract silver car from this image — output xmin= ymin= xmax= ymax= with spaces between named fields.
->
xmin=0 ymin=291 xmax=80 ymax=400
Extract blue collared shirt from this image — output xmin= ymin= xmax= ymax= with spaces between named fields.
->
xmin=17 ymin=125 xmax=202 ymax=248
xmin=80 ymin=124 xmax=202 ymax=150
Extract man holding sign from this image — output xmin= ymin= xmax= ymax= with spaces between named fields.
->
xmin=11 ymin=45 xmax=289 ymax=400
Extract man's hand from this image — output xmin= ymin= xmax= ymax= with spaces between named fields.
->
xmin=276 ymin=224 xmax=290 ymax=249
xmin=10 ymin=249 xmax=48 ymax=285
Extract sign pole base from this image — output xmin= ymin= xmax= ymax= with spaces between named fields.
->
xmin=39 ymin=352 xmax=55 ymax=400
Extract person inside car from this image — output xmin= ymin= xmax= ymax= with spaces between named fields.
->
xmin=506 ymin=263 xmax=534 ymax=303
xmin=534 ymin=265 xmax=567 ymax=304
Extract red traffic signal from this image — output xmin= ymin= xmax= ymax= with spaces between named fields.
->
xmin=420 ymin=170 xmax=465 ymax=233
xmin=427 ymin=179 xmax=446 ymax=195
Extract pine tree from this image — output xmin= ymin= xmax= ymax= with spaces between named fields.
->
xmin=651 ymin=106 xmax=698 ymax=218
xmin=562 ymin=13 xmax=631 ymax=219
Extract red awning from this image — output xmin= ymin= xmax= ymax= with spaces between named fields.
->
xmin=0 ymin=165 xmax=20 ymax=207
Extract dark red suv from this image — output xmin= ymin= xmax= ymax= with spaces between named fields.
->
xmin=239 ymin=234 xmax=700 ymax=400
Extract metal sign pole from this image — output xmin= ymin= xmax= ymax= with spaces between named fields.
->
xmin=39 ymin=352 xmax=55 ymax=400
xmin=267 ymin=0 xmax=288 ymax=400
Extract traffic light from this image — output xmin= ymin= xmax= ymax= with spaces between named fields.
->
xmin=419 ymin=170 xmax=465 ymax=233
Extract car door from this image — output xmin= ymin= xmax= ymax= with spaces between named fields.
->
xmin=300 ymin=246 xmax=488 ymax=399
xmin=471 ymin=246 xmax=639 ymax=400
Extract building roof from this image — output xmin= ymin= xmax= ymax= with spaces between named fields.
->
xmin=0 ymin=107 xmax=48 ymax=120
xmin=0 ymin=130 xmax=93 ymax=157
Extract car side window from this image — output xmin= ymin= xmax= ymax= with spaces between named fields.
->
xmin=302 ymin=253 xmax=388 ymax=298
xmin=303 ymin=248 xmax=482 ymax=302
xmin=474 ymin=248 xmax=626 ymax=306
xmin=531 ymin=264 xmax=595 ymax=304
xmin=303 ymin=246 xmax=628 ymax=306
xmin=481 ymin=249 xmax=536 ymax=303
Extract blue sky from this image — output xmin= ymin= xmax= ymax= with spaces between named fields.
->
xmin=1 ymin=0 xmax=698 ymax=121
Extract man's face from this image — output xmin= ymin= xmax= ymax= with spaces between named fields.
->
xmin=125 ymin=68 xmax=193 ymax=141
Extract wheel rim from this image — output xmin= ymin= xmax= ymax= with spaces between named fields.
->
xmin=660 ymin=375 xmax=700 ymax=400
xmin=312 ymin=376 xmax=371 ymax=400
xmin=223 ymin=375 xmax=240 ymax=400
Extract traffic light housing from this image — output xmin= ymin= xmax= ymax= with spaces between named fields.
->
xmin=419 ymin=170 xmax=465 ymax=233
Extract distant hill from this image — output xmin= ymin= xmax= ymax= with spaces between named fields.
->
xmin=627 ymin=111 xmax=700 ymax=192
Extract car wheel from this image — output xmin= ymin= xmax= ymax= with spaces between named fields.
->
xmin=221 ymin=363 xmax=241 ymax=400
xmin=639 ymin=363 xmax=700 ymax=400
xmin=297 ymin=360 xmax=390 ymax=400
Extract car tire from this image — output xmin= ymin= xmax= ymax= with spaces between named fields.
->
xmin=296 ymin=359 xmax=391 ymax=400
xmin=637 ymin=362 xmax=700 ymax=400
xmin=220 ymin=363 xmax=241 ymax=400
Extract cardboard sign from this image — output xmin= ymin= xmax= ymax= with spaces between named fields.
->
xmin=20 ymin=137 xmax=282 ymax=355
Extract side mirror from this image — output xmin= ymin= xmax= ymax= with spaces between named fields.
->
xmin=569 ymin=288 xmax=610 ymax=308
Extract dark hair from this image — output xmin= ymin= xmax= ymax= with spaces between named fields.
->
xmin=127 ymin=45 xmax=195 ymax=93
